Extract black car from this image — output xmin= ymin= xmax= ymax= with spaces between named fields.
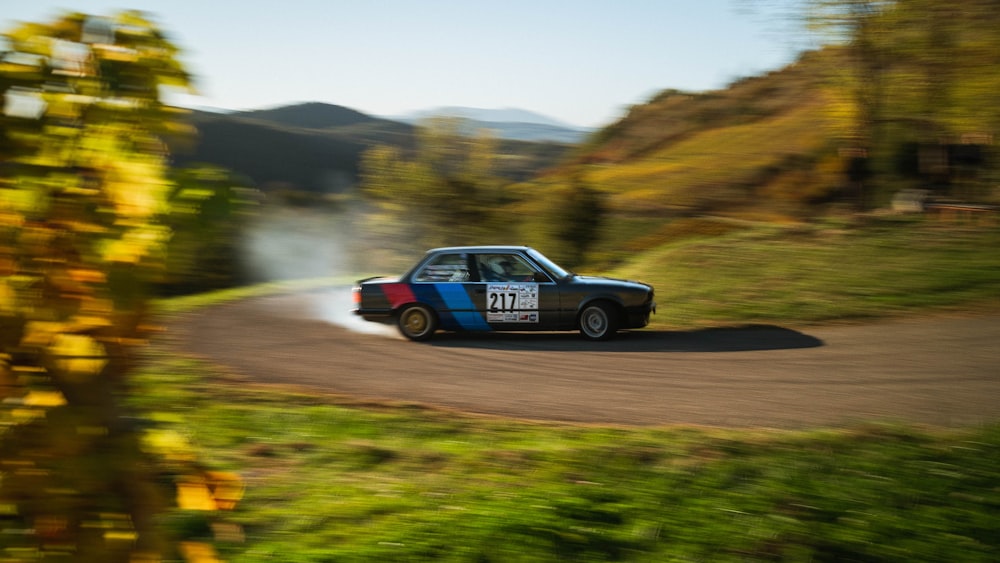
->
xmin=352 ymin=246 xmax=655 ymax=341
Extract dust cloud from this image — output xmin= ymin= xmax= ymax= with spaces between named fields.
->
xmin=240 ymin=205 xmax=398 ymax=338
xmin=312 ymin=287 xmax=399 ymax=337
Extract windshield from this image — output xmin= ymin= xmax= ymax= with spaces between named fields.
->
xmin=526 ymin=248 xmax=572 ymax=280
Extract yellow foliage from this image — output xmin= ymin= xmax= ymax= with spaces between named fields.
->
xmin=142 ymin=428 xmax=197 ymax=462
xmin=106 ymin=159 xmax=170 ymax=219
xmin=68 ymin=268 xmax=106 ymax=283
xmin=11 ymin=407 xmax=46 ymax=422
xmin=176 ymin=481 xmax=217 ymax=511
xmin=179 ymin=541 xmax=221 ymax=563
xmin=21 ymin=390 xmax=67 ymax=407
xmin=0 ymin=282 xmax=15 ymax=315
xmin=21 ymin=321 xmax=63 ymax=348
xmin=174 ymin=471 xmax=245 ymax=512
xmin=0 ymin=10 xmax=223 ymax=561
xmin=49 ymin=333 xmax=107 ymax=380
xmin=204 ymin=471 xmax=245 ymax=510
xmin=100 ymin=225 xmax=170 ymax=263
xmin=68 ymin=315 xmax=112 ymax=332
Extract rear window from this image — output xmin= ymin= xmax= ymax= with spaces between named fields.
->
xmin=414 ymin=253 xmax=470 ymax=282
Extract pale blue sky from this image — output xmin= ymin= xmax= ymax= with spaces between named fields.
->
xmin=3 ymin=1 xmax=808 ymax=127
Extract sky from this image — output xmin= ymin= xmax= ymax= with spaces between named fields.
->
xmin=2 ymin=1 xmax=810 ymax=128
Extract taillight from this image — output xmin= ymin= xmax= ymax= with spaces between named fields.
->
xmin=352 ymin=286 xmax=362 ymax=305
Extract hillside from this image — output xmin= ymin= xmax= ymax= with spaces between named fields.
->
xmin=562 ymin=50 xmax=839 ymax=219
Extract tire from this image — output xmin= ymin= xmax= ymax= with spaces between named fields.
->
xmin=578 ymin=301 xmax=619 ymax=341
xmin=397 ymin=304 xmax=438 ymax=341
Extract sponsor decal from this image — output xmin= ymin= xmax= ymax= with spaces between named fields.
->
xmin=486 ymin=283 xmax=539 ymax=323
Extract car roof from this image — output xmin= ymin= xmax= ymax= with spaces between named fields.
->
xmin=426 ymin=245 xmax=534 ymax=254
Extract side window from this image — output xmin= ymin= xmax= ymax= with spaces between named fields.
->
xmin=477 ymin=254 xmax=539 ymax=282
xmin=414 ymin=253 xmax=470 ymax=282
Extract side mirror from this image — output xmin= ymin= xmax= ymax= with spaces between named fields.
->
xmin=533 ymin=272 xmax=551 ymax=283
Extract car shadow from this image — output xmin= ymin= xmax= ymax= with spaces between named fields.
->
xmin=427 ymin=325 xmax=824 ymax=353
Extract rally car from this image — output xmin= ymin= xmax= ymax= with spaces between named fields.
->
xmin=352 ymin=246 xmax=655 ymax=341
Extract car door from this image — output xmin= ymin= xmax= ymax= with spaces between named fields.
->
xmin=473 ymin=252 xmax=561 ymax=331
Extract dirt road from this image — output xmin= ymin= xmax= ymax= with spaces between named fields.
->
xmin=166 ymin=290 xmax=1000 ymax=428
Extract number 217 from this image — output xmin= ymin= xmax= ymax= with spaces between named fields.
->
xmin=489 ymin=292 xmax=518 ymax=312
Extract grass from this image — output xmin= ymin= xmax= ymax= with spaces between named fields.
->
xmin=135 ymin=216 xmax=1000 ymax=561
xmin=613 ymin=215 xmax=1000 ymax=328
xmin=131 ymin=355 xmax=1000 ymax=562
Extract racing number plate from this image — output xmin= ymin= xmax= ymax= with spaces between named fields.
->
xmin=486 ymin=283 xmax=539 ymax=323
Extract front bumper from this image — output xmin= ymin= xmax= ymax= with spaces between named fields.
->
xmin=624 ymin=301 xmax=656 ymax=329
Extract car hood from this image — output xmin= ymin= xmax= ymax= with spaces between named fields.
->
xmin=570 ymin=275 xmax=651 ymax=291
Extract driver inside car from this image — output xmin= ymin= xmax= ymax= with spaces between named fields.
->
xmin=483 ymin=256 xmax=533 ymax=282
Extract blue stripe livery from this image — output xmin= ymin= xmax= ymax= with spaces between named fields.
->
xmin=432 ymin=283 xmax=491 ymax=331
xmin=410 ymin=283 xmax=491 ymax=331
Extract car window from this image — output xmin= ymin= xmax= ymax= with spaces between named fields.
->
xmin=414 ymin=253 xmax=470 ymax=282
xmin=477 ymin=254 xmax=538 ymax=282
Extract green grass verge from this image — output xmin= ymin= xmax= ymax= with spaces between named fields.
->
xmin=131 ymin=354 xmax=1000 ymax=562
xmin=613 ymin=215 xmax=1000 ymax=328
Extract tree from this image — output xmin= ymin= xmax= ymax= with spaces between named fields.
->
xmin=0 ymin=11 xmax=239 ymax=561
xmin=549 ymin=176 xmax=605 ymax=268
xmin=807 ymin=0 xmax=1000 ymax=204
xmin=359 ymin=117 xmax=506 ymax=250
xmin=161 ymin=165 xmax=259 ymax=294
xmin=808 ymin=0 xmax=893 ymax=208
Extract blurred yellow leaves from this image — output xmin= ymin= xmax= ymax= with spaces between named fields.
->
xmin=204 ymin=472 xmax=244 ymax=511
xmin=143 ymin=429 xmax=198 ymax=462
xmin=105 ymin=159 xmax=171 ymax=220
xmin=179 ymin=541 xmax=221 ymax=563
xmin=21 ymin=390 xmax=67 ymax=407
xmin=0 ymin=10 xmax=241 ymax=561
xmin=101 ymin=226 xmax=170 ymax=264
xmin=176 ymin=472 xmax=244 ymax=511
xmin=49 ymin=333 xmax=107 ymax=380
xmin=176 ymin=481 xmax=218 ymax=511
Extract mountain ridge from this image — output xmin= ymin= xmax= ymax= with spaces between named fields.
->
xmin=393 ymin=106 xmax=589 ymax=130
xmin=174 ymin=104 xmax=575 ymax=193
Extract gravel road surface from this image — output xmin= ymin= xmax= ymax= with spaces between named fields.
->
xmin=166 ymin=290 xmax=1000 ymax=428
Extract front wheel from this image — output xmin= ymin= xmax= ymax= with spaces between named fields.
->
xmin=579 ymin=302 xmax=619 ymax=341
xmin=397 ymin=304 xmax=438 ymax=341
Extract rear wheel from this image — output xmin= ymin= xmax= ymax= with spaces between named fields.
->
xmin=397 ymin=304 xmax=438 ymax=341
xmin=579 ymin=302 xmax=618 ymax=341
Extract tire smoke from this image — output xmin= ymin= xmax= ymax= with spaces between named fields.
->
xmin=240 ymin=205 xmax=398 ymax=337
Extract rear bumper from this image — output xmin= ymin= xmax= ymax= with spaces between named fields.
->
xmin=352 ymin=307 xmax=394 ymax=323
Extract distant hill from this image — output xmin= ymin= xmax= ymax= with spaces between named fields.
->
xmin=172 ymin=103 xmax=575 ymax=193
xmin=399 ymin=106 xmax=581 ymax=128
xmin=240 ymin=102 xmax=375 ymax=129
xmin=394 ymin=106 xmax=592 ymax=143
xmin=174 ymin=111 xmax=369 ymax=194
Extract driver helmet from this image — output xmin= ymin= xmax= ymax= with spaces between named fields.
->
xmin=488 ymin=257 xmax=513 ymax=277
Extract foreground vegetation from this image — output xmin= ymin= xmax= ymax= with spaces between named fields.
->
xmin=134 ymin=355 xmax=1000 ymax=562
xmin=138 ymin=217 xmax=1000 ymax=561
